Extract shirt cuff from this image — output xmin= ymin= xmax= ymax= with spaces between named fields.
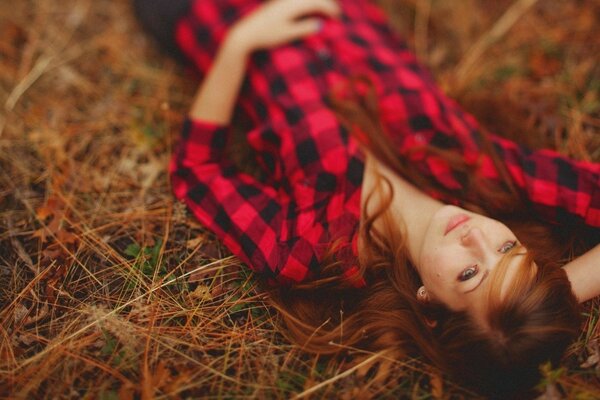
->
xmin=585 ymin=173 xmax=600 ymax=228
xmin=182 ymin=117 xmax=230 ymax=152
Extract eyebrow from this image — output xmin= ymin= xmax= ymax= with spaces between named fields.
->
xmin=464 ymin=270 xmax=489 ymax=293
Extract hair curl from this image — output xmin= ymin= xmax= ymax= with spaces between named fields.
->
xmin=269 ymin=76 xmax=585 ymax=396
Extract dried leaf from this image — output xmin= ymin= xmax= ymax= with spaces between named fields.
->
xmin=189 ymin=285 xmax=212 ymax=301
xmin=142 ymin=360 xmax=172 ymax=400
xmin=45 ymin=263 xmax=69 ymax=303
xmin=41 ymin=247 xmax=62 ymax=262
xmin=200 ymin=241 xmax=221 ymax=259
xmin=11 ymin=237 xmax=35 ymax=273
xmin=529 ymin=50 xmax=561 ymax=78
xmin=139 ymin=158 xmax=164 ymax=190
xmin=13 ymin=303 xmax=29 ymax=324
xmin=151 ymin=361 xmax=171 ymax=389
xmin=32 ymin=227 xmax=50 ymax=243
xmin=186 ymin=237 xmax=203 ymax=249
xmin=56 ymin=229 xmax=78 ymax=245
xmin=164 ymin=369 xmax=192 ymax=395
xmin=16 ymin=332 xmax=37 ymax=346
xmin=35 ymin=198 xmax=58 ymax=221
xmin=23 ymin=302 xmax=49 ymax=326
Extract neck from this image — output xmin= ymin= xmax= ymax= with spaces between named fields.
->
xmin=361 ymin=154 xmax=443 ymax=264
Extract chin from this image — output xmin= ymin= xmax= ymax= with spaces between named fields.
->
xmin=421 ymin=205 xmax=454 ymax=249
xmin=433 ymin=205 xmax=463 ymax=227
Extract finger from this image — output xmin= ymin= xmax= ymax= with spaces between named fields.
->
xmin=286 ymin=17 xmax=324 ymax=39
xmin=307 ymin=0 xmax=341 ymax=16
xmin=284 ymin=0 xmax=340 ymax=19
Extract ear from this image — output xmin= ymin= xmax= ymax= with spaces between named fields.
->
xmin=416 ymin=286 xmax=438 ymax=328
xmin=423 ymin=316 xmax=438 ymax=328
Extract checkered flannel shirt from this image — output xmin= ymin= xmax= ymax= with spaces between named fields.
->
xmin=170 ymin=0 xmax=600 ymax=285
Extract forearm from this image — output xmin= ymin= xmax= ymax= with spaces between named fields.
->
xmin=188 ymin=0 xmax=338 ymax=125
xmin=189 ymin=32 xmax=250 ymax=124
xmin=563 ymin=244 xmax=600 ymax=303
xmin=188 ymin=0 xmax=338 ymax=124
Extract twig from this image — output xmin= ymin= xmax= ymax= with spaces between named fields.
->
xmin=453 ymin=0 xmax=540 ymax=91
xmin=1 ymin=0 xmax=92 ymax=138
xmin=292 ymin=351 xmax=387 ymax=399
xmin=11 ymin=256 xmax=235 ymax=370
xmin=415 ymin=0 xmax=432 ymax=63
xmin=0 ymin=53 xmax=54 ymax=138
xmin=4 ymin=55 xmax=53 ymax=112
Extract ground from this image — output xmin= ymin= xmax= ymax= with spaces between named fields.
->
xmin=1 ymin=0 xmax=599 ymax=398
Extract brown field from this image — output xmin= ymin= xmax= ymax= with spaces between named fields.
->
xmin=1 ymin=0 xmax=599 ymax=398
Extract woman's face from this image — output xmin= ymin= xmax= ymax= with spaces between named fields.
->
xmin=416 ymin=205 xmax=524 ymax=317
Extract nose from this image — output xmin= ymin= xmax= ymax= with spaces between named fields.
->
xmin=460 ymin=226 xmax=487 ymax=253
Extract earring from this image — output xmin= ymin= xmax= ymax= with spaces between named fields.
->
xmin=417 ymin=286 xmax=427 ymax=299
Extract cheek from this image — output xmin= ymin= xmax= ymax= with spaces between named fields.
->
xmin=421 ymin=257 xmax=463 ymax=308
xmin=419 ymin=248 xmax=460 ymax=293
xmin=418 ymin=250 xmax=444 ymax=285
xmin=419 ymin=239 xmax=448 ymax=268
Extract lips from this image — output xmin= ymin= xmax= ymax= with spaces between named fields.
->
xmin=445 ymin=214 xmax=470 ymax=235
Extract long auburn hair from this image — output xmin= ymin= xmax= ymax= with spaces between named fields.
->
xmin=268 ymin=77 xmax=585 ymax=396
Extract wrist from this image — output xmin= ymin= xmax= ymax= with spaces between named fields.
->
xmin=224 ymin=24 xmax=254 ymax=57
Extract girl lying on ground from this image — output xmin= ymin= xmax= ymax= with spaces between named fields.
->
xmin=134 ymin=0 xmax=600 ymax=395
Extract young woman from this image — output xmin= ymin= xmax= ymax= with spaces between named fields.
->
xmin=135 ymin=0 xmax=600 ymax=394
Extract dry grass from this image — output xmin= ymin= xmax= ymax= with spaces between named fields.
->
xmin=1 ymin=0 xmax=599 ymax=398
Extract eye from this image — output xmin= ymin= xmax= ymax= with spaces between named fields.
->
xmin=458 ymin=265 xmax=478 ymax=282
xmin=499 ymin=240 xmax=517 ymax=254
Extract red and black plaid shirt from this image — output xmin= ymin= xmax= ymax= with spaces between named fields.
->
xmin=171 ymin=0 xmax=600 ymax=285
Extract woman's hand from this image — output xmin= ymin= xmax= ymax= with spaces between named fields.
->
xmin=228 ymin=0 xmax=341 ymax=53
xmin=190 ymin=0 xmax=340 ymax=124
xmin=563 ymin=244 xmax=600 ymax=303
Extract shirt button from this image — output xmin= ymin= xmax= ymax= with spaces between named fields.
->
xmin=415 ymin=133 xmax=426 ymax=143
xmin=317 ymin=48 xmax=331 ymax=60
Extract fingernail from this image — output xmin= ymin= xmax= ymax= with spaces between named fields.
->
xmin=316 ymin=18 xmax=324 ymax=32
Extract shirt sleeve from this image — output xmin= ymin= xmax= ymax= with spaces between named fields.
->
xmin=170 ymin=118 xmax=284 ymax=279
xmin=417 ymin=86 xmax=600 ymax=231
xmin=481 ymin=133 xmax=600 ymax=229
